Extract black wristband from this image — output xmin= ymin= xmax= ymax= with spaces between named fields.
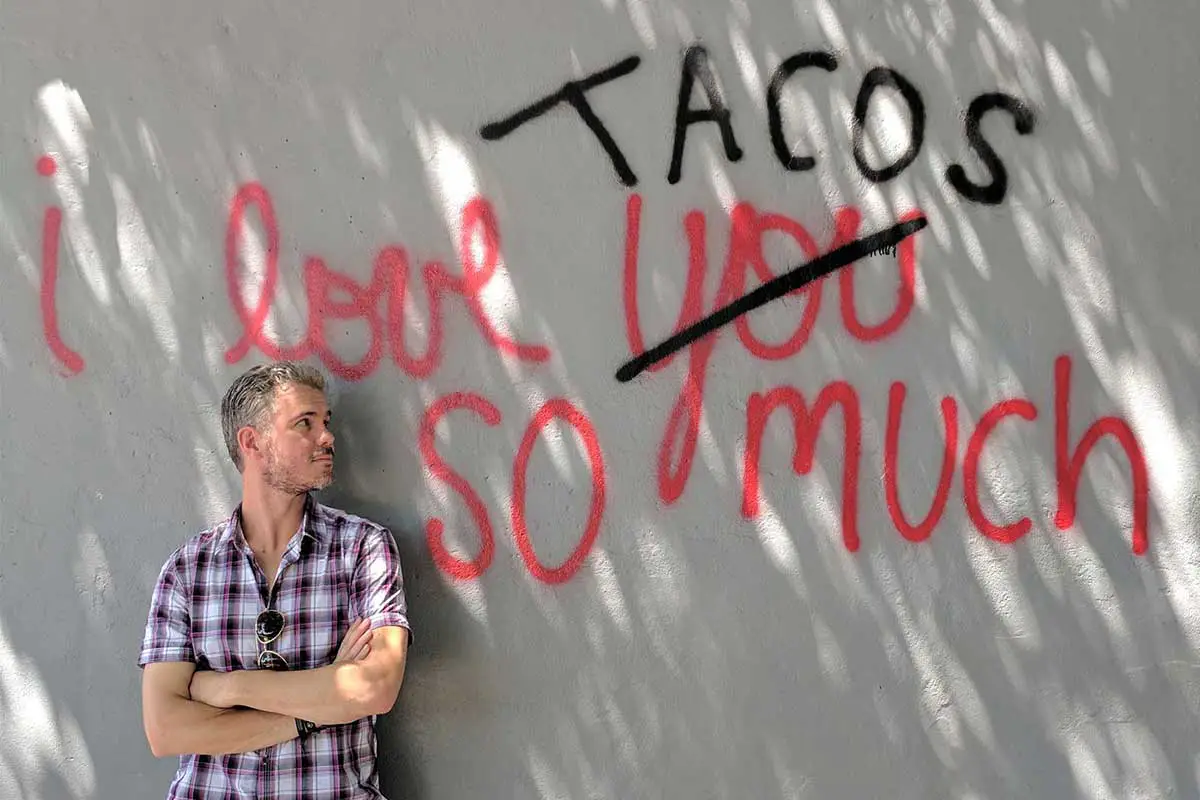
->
xmin=296 ymin=718 xmax=319 ymax=738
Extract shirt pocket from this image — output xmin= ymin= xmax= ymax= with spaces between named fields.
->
xmin=191 ymin=613 xmax=254 ymax=672
xmin=288 ymin=583 xmax=350 ymax=670
xmin=299 ymin=617 xmax=341 ymax=669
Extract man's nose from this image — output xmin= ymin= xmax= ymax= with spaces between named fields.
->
xmin=319 ymin=426 xmax=335 ymax=447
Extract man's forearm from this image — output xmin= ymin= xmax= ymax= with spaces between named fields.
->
xmin=149 ymin=694 xmax=297 ymax=757
xmin=226 ymin=662 xmax=392 ymax=726
xmin=195 ymin=627 xmax=408 ymax=726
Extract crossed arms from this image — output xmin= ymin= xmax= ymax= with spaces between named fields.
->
xmin=142 ymin=620 xmax=408 ymax=758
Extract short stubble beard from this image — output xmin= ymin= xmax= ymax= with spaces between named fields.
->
xmin=262 ymin=440 xmax=333 ymax=495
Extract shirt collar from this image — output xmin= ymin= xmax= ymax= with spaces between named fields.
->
xmin=218 ymin=493 xmax=325 ymax=554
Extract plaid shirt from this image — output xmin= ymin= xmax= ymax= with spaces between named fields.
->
xmin=139 ymin=495 xmax=411 ymax=799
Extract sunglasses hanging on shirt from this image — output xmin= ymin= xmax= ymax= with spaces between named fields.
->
xmin=256 ymin=607 xmax=325 ymax=738
xmin=256 ymin=608 xmax=288 ymax=671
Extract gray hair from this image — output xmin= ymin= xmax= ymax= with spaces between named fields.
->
xmin=220 ymin=361 xmax=326 ymax=471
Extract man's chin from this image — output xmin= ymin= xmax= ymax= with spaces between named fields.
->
xmin=265 ymin=474 xmax=333 ymax=495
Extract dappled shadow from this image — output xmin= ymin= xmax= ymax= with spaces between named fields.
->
xmin=0 ymin=0 xmax=1198 ymax=798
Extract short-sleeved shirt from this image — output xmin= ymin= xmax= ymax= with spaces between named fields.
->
xmin=138 ymin=495 xmax=411 ymax=799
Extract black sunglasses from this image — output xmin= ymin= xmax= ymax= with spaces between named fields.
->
xmin=256 ymin=609 xmax=288 ymax=671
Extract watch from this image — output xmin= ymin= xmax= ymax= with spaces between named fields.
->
xmin=296 ymin=718 xmax=321 ymax=738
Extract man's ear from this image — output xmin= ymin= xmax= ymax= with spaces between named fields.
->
xmin=236 ymin=425 xmax=263 ymax=465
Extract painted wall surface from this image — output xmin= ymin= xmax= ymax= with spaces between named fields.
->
xmin=1 ymin=0 xmax=1198 ymax=797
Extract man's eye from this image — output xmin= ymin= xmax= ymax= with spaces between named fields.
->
xmin=297 ymin=419 xmax=310 ymax=429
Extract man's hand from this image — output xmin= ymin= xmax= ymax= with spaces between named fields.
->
xmin=189 ymin=669 xmax=236 ymax=709
xmin=188 ymin=619 xmax=375 ymax=708
xmin=211 ymin=626 xmax=407 ymax=726
xmin=335 ymin=618 xmax=373 ymax=664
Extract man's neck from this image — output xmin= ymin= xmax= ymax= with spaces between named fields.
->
xmin=240 ymin=482 xmax=308 ymax=553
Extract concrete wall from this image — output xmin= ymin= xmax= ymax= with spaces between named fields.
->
xmin=2 ymin=0 xmax=1199 ymax=797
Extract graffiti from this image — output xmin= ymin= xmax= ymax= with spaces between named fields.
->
xmin=766 ymin=51 xmax=838 ymax=172
xmin=37 ymin=172 xmax=550 ymax=381
xmin=419 ymin=392 xmax=500 ymax=580
xmin=850 ymin=66 xmax=925 ymax=183
xmin=620 ymin=194 xmax=923 ymax=503
xmin=947 ymin=93 xmax=1038 ymax=204
xmin=739 ymin=358 xmax=1148 ymax=554
xmin=614 ymin=211 xmax=928 ymax=381
xmin=37 ymin=156 xmax=85 ymax=375
xmin=223 ymin=182 xmax=551 ymax=381
xmin=884 ymin=384 xmax=957 ymax=543
xmin=667 ymin=45 xmax=744 ymax=184
xmin=420 ymin=393 xmax=607 ymax=584
xmin=29 ymin=40 xmax=1149 ymax=580
xmin=620 ymin=196 xmax=1149 ymax=554
xmin=480 ymin=56 xmax=642 ymax=187
xmin=480 ymin=46 xmax=1036 ymax=204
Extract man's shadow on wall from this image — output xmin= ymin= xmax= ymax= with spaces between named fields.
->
xmin=320 ymin=385 xmax=479 ymax=800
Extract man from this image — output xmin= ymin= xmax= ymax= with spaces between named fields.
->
xmin=139 ymin=361 xmax=411 ymax=798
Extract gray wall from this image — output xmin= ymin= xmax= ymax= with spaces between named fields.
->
xmin=2 ymin=0 xmax=1199 ymax=797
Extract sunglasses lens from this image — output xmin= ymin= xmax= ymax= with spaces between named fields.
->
xmin=258 ymin=649 xmax=288 ymax=671
xmin=256 ymin=610 xmax=284 ymax=643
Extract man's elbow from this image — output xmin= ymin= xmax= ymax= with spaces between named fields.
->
xmin=145 ymin=721 xmax=181 ymax=759
xmin=362 ymin=671 xmax=404 ymax=716
xmin=354 ymin=680 xmax=396 ymax=716
xmin=144 ymin=702 xmax=196 ymax=758
xmin=149 ymin=739 xmax=180 ymax=759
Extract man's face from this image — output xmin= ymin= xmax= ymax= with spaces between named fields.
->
xmin=255 ymin=383 xmax=335 ymax=495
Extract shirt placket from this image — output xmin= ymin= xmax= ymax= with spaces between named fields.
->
xmin=246 ymin=543 xmax=303 ymax=609
xmin=242 ymin=531 xmax=307 ymax=792
xmin=257 ymin=746 xmax=274 ymax=798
